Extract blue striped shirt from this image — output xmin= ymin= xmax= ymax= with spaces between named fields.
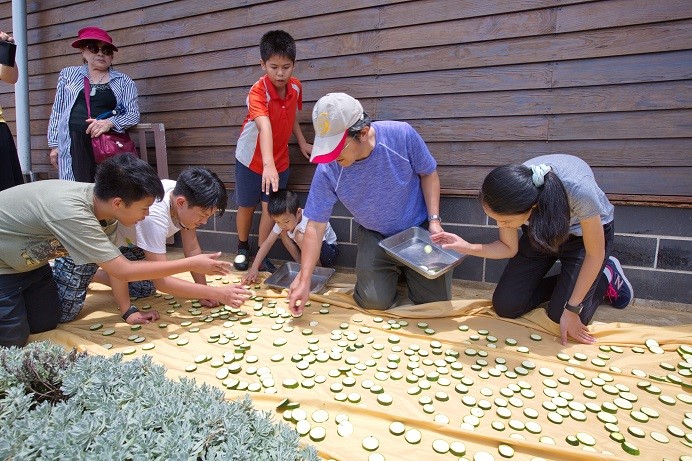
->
xmin=47 ymin=65 xmax=139 ymax=180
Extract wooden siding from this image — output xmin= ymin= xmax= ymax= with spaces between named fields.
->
xmin=1 ymin=0 xmax=690 ymax=203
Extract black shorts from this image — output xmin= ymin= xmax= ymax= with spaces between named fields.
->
xmin=234 ymin=161 xmax=290 ymax=207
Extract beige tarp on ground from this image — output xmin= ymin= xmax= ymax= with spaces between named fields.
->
xmin=31 ymin=272 xmax=692 ymax=461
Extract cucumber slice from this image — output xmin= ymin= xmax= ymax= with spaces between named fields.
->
xmin=498 ymin=444 xmax=514 ymax=458
xmin=628 ymin=426 xmax=645 ymax=438
xmin=404 ymin=428 xmax=422 ymax=444
xmin=449 ymin=441 xmax=466 ymax=456
xmin=432 ymin=439 xmax=449 ymax=454
xmin=362 ymin=436 xmax=379 ymax=451
xmin=621 ymin=441 xmax=640 ymax=455
xmin=389 ymin=421 xmax=405 ymax=435
xmin=336 ymin=421 xmax=354 ymax=437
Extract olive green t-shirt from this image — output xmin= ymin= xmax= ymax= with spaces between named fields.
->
xmin=0 ymin=180 xmax=122 ymax=274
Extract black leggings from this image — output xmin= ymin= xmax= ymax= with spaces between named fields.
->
xmin=492 ymin=222 xmax=614 ymax=325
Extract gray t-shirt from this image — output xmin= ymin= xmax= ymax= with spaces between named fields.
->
xmin=524 ymin=154 xmax=614 ymax=236
xmin=0 ymin=180 xmax=122 ymax=274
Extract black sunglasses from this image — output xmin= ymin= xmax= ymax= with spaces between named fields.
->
xmin=84 ymin=42 xmax=114 ymax=56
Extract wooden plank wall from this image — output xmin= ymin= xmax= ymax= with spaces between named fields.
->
xmin=0 ymin=0 xmax=690 ymax=203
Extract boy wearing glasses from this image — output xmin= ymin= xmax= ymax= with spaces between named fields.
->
xmin=233 ymin=30 xmax=312 ymax=274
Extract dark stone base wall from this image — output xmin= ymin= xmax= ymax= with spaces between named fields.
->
xmin=181 ymin=192 xmax=691 ymax=304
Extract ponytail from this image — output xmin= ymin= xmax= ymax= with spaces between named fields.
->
xmin=528 ymin=170 xmax=570 ymax=253
xmin=481 ymin=164 xmax=570 ymax=253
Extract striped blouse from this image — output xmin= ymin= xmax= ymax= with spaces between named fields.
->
xmin=47 ymin=65 xmax=139 ymax=180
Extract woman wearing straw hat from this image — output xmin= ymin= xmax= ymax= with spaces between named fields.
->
xmin=48 ymin=26 xmax=139 ymax=182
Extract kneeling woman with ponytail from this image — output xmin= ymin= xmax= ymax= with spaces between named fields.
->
xmin=432 ymin=154 xmax=632 ymax=345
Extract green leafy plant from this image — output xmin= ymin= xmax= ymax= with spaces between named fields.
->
xmin=0 ymin=341 xmax=85 ymax=404
xmin=0 ymin=342 xmax=318 ymax=460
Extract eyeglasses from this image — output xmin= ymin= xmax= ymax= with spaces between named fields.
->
xmin=84 ymin=42 xmax=114 ymax=56
xmin=341 ymin=134 xmax=357 ymax=154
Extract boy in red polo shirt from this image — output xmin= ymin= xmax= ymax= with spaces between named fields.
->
xmin=233 ymin=30 xmax=312 ymax=273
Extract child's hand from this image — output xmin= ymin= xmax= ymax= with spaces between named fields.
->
xmin=126 ymin=309 xmax=160 ymax=325
xmin=262 ymin=166 xmax=279 ymax=195
xmin=241 ymin=268 xmax=259 ymax=285
xmin=299 ymin=142 xmax=313 ymax=160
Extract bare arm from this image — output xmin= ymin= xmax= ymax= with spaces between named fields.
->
xmin=559 ymin=216 xmax=604 ymax=346
xmin=432 ymin=226 xmax=520 ymax=259
xmin=242 ymin=231 xmax=280 ymax=284
xmin=288 ymin=220 xmax=327 ymax=314
xmin=567 ymin=216 xmax=605 ymax=306
xmin=98 ymin=252 xmax=230 ymax=282
xmin=419 ymin=170 xmax=443 ymax=234
xmin=255 ymin=115 xmax=278 ymax=194
xmin=141 ymin=252 xmax=250 ymax=307
xmin=293 ymin=117 xmax=312 ymax=160
xmin=180 ymin=228 xmax=207 ymax=286
xmin=281 ymin=233 xmax=302 ymax=262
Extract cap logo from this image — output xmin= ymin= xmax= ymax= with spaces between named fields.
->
xmin=317 ymin=112 xmax=331 ymax=136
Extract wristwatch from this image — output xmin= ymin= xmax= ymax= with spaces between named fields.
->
xmin=428 ymin=214 xmax=441 ymax=223
xmin=564 ymin=301 xmax=583 ymax=314
xmin=122 ymin=305 xmax=140 ymax=321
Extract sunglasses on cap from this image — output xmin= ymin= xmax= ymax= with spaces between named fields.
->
xmin=84 ymin=42 xmax=114 ymax=56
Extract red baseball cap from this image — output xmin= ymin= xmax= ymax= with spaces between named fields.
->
xmin=71 ymin=26 xmax=118 ymax=51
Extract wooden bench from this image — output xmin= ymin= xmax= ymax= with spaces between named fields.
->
xmin=127 ymin=123 xmax=169 ymax=179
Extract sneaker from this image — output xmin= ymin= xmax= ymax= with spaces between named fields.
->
xmin=233 ymin=247 xmax=249 ymax=271
xmin=258 ymin=257 xmax=277 ymax=273
xmin=604 ymin=256 xmax=633 ymax=309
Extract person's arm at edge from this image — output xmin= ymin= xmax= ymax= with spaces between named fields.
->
xmin=0 ymin=62 xmax=18 ymax=84
xmin=288 ymin=219 xmax=327 ymax=314
xmin=0 ymin=31 xmax=17 ymax=84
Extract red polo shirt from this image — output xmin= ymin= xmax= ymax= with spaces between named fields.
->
xmin=235 ymin=74 xmax=303 ymax=174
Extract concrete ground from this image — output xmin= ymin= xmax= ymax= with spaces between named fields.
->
xmin=175 ymin=250 xmax=692 ymax=327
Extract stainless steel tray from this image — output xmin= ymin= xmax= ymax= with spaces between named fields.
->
xmin=378 ymin=227 xmax=466 ymax=279
xmin=263 ymin=262 xmax=335 ymax=293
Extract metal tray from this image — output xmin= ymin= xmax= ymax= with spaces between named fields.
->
xmin=378 ymin=227 xmax=466 ymax=279
xmin=263 ymin=262 xmax=335 ymax=293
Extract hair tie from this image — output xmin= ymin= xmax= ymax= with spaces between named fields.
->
xmin=530 ymin=164 xmax=551 ymax=187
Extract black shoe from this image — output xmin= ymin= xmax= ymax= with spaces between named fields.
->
xmin=233 ymin=247 xmax=249 ymax=271
xmin=258 ymin=257 xmax=277 ymax=273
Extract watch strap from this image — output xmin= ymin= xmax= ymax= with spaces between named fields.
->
xmin=428 ymin=214 xmax=441 ymax=223
xmin=122 ymin=305 xmax=139 ymax=321
xmin=564 ymin=302 xmax=583 ymax=314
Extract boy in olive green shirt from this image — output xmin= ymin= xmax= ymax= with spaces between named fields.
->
xmin=0 ymin=155 xmax=231 ymax=347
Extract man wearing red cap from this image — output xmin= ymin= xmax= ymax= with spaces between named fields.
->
xmin=288 ymin=93 xmax=452 ymax=315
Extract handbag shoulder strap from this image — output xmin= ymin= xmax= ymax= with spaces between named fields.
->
xmin=83 ymin=76 xmax=92 ymax=118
